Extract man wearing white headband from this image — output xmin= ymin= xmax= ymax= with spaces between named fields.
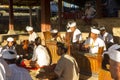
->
xmin=66 ymin=21 xmax=82 ymax=43
xmin=99 ymin=26 xmax=114 ymax=49
xmin=104 ymin=44 xmax=120 ymax=80
xmin=1 ymin=37 xmax=16 ymax=53
xmin=83 ymin=27 xmax=106 ymax=54
xmin=26 ymin=26 xmax=38 ymax=44
xmin=50 ymin=29 xmax=64 ymax=42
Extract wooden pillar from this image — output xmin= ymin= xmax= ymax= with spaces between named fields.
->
xmin=29 ymin=6 xmax=32 ymax=27
xmin=96 ymin=0 xmax=102 ymax=18
xmin=8 ymin=0 xmax=15 ymax=34
xmin=58 ymin=0 xmax=62 ymax=31
xmin=65 ymin=32 xmax=73 ymax=55
xmin=36 ymin=8 xmax=40 ymax=28
xmin=40 ymin=0 xmax=51 ymax=32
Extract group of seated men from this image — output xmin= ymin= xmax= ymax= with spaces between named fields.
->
xmin=51 ymin=20 xmax=114 ymax=54
xmin=0 ymin=24 xmax=80 ymax=80
xmin=0 ymin=36 xmax=80 ymax=80
xmin=0 ymin=20 xmax=120 ymax=80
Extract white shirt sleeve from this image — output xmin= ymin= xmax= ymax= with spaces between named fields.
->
xmin=29 ymin=32 xmax=38 ymax=42
xmin=72 ymin=29 xmax=82 ymax=43
xmin=0 ymin=63 xmax=6 ymax=80
xmin=31 ymin=48 xmax=38 ymax=61
xmin=32 ymin=45 xmax=50 ymax=67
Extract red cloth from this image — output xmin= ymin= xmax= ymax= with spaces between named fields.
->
xmin=20 ymin=60 xmax=40 ymax=70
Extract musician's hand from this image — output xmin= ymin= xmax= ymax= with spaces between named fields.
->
xmin=84 ymin=44 xmax=90 ymax=48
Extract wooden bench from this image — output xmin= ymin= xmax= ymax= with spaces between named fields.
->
xmin=45 ymin=41 xmax=60 ymax=64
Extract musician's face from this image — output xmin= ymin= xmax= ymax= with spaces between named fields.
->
xmin=28 ymin=30 xmax=33 ymax=34
xmin=100 ymin=30 xmax=106 ymax=36
xmin=70 ymin=27 xmax=76 ymax=32
xmin=8 ymin=41 xmax=14 ymax=47
xmin=90 ymin=32 xmax=98 ymax=39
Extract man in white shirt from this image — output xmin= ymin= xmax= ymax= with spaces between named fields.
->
xmin=84 ymin=3 xmax=96 ymax=19
xmin=2 ymin=50 xmax=32 ymax=80
xmin=99 ymin=26 xmax=114 ymax=49
xmin=1 ymin=37 xmax=16 ymax=52
xmin=26 ymin=26 xmax=38 ymax=44
xmin=84 ymin=27 xmax=106 ymax=54
xmin=50 ymin=29 xmax=64 ymax=42
xmin=66 ymin=21 xmax=82 ymax=43
xmin=36 ymin=42 xmax=79 ymax=80
xmin=31 ymin=37 xmax=50 ymax=68
xmin=82 ymin=3 xmax=96 ymax=25
xmin=99 ymin=26 xmax=114 ymax=43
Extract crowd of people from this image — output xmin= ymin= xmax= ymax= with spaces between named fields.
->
xmin=0 ymin=19 xmax=119 ymax=80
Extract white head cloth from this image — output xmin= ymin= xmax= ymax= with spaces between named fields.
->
xmin=26 ymin=26 xmax=33 ymax=31
xmin=51 ymin=29 xmax=58 ymax=33
xmin=104 ymin=44 xmax=120 ymax=62
xmin=7 ymin=37 xmax=14 ymax=42
xmin=91 ymin=28 xmax=100 ymax=34
xmin=67 ymin=22 xmax=76 ymax=28
xmin=100 ymin=26 xmax=106 ymax=30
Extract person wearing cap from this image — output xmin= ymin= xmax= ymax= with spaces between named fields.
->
xmin=1 ymin=37 xmax=16 ymax=53
xmin=66 ymin=21 xmax=82 ymax=43
xmin=2 ymin=50 xmax=32 ymax=80
xmin=50 ymin=29 xmax=64 ymax=42
xmin=103 ymin=44 xmax=120 ymax=80
xmin=0 ymin=56 xmax=11 ymax=80
xmin=26 ymin=26 xmax=38 ymax=44
xmin=83 ymin=27 xmax=106 ymax=54
xmin=82 ymin=3 xmax=96 ymax=25
xmin=99 ymin=26 xmax=114 ymax=49
xmin=36 ymin=42 xmax=79 ymax=80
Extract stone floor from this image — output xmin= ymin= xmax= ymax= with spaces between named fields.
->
xmin=29 ymin=68 xmax=112 ymax=80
